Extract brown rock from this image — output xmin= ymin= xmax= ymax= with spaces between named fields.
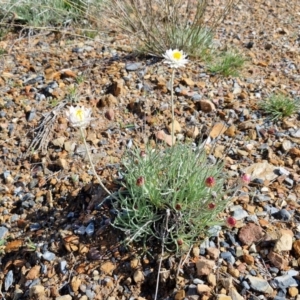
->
xmin=243 ymin=253 xmax=255 ymax=265
xmin=238 ymin=223 xmax=264 ymax=245
xmin=100 ymin=261 xmax=116 ymax=275
xmin=290 ymin=147 xmax=300 ymax=157
xmin=200 ymin=99 xmax=216 ymax=112
xmin=267 ymin=250 xmax=289 ymax=270
xmin=207 ymin=273 xmax=216 ymax=286
xmin=111 ymin=79 xmax=125 ymax=96
xmin=181 ymin=77 xmax=195 ymax=86
xmin=186 ymin=126 xmax=199 ymax=138
xmin=105 ymin=109 xmax=115 ymax=120
xmin=99 ymin=94 xmax=118 ymax=107
xmin=133 ymin=270 xmax=144 ymax=283
xmin=274 ymin=230 xmax=293 ymax=252
xmin=217 ymin=295 xmax=232 ymax=300
xmin=224 ymin=125 xmax=236 ymax=137
xmin=288 ymin=287 xmax=298 ymax=297
xmin=196 ymin=259 xmax=216 ymax=276
xmin=206 ymin=247 xmax=220 ymax=260
xmin=26 ymin=265 xmax=41 ymax=280
xmin=29 ymin=285 xmax=46 ymax=300
xmin=70 ymin=276 xmax=81 ymax=292
xmin=167 ymin=119 xmax=182 ymax=134
xmin=197 ymin=284 xmax=211 ymax=294
xmin=293 ymin=240 xmax=300 ymax=258
xmin=155 ymin=130 xmax=175 ymax=146
xmin=174 ymin=290 xmax=185 ymax=300
xmin=209 ymin=122 xmax=227 ymax=139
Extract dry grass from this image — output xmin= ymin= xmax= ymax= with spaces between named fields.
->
xmin=99 ymin=0 xmax=239 ymax=57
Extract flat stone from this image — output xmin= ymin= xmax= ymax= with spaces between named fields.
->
xmin=273 ymin=274 xmax=298 ymax=289
xmin=200 ymin=99 xmax=216 ymax=113
xmin=229 ymin=288 xmax=244 ymax=300
xmin=167 ymin=119 xmax=182 ymax=134
xmin=197 ymin=284 xmax=211 ymax=294
xmin=217 ymin=295 xmax=232 ymax=300
xmin=246 ymin=275 xmax=273 ymax=294
xmin=243 ymin=161 xmax=278 ymax=181
xmin=196 ymin=259 xmax=216 ymax=276
xmin=133 ymin=270 xmax=144 ymax=283
xmin=274 ymin=230 xmax=293 ymax=252
xmin=206 ymin=247 xmax=220 ymax=260
xmin=55 ymin=296 xmax=72 ymax=300
xmin=268 ymin=250 xmax=289 ymax=270
xmin=293 ymin=240 xmax=300 ymax=258
xmin=209 ymin=122 xmax=227 ymax=139
xmin=288 ymin=287 xmax=299 ymax=297
xmin=0 ymin=226 xmax=9 ymax=239
xmin=238 ymin=223 xmax=264 ymax=245
xmin=100 ymin=261 xmax=116 ymax=275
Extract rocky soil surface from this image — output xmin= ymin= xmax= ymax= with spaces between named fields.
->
xmin=1 ymin=0 xmax=300 ymax=299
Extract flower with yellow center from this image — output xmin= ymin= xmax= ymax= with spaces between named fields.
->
xmin=65 ymin=105 xmax=92 ymax=128
xmin=163 ymin=49 xmax=188 ymax=68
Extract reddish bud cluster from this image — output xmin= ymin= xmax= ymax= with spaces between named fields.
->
xmin=205 ymin=176 xmax=216 ymax=188
xmin=136 ymin=176 xmax=145 ymax=186
xmin=226 ymin=216 xmax=237 ymax=227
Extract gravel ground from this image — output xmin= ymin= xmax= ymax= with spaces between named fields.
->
xmin=1 ymin=0 xmax=300 ymax=299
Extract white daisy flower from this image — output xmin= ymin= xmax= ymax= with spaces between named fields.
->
xmin=66 ymin=105 xmax=92 ymax=128
xmin=163 ymin=49 xmax=188 ymax=68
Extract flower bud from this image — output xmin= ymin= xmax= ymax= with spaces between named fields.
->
xmin=136 ymin=176 xmax=145 ymax=186
xmin=226 ymin=216 xmax=237 ymax=227
xmin=175 ymin=203 xmax=182 ymax=210
xmin=140 ymin=151 xmax=146 ymax=158
xmin=177 ymin=239 xmax=183 ymax=246
xmin=208 ymin=203 xmax=216 ymax=210
xmin=205 ymin=176 xmax=215 ymax=188
xmin=241 ymin=173 xmax=251 ymax=184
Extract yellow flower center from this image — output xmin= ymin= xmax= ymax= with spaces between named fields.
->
xmin=75 ymin=109 xmax=84 ymax=121
xmin=172 ymin=51 xmax=182 ymax=60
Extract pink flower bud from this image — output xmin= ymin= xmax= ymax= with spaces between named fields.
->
xmin=136 ymin=176 xmax=145 ymax=186
xmin=208 ymin=203 xmax=216 ymax=210
xmin=140 ymin=151 xmax=146 ymax=158
xmin=241 ymin=173 xmax=251 ymax=184
xmin=205 ymin=177 xmax=216 ymax=188
xmin=226 ymin=216 xmax=237 ymax=227
xmin=177 ymin=239 xmax=183 ymax=246
xmin=175 ymin=203 xmax=182 ymax=210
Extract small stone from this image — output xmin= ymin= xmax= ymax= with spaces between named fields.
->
xmin=293 ymin=240 xmax=300 ymax=258
xmin=52 ymin=137 xmax=65 ymax=147
xmin=224 ymin=125 xmax=236 ymax=137
xmin=207 ymin=273 xmax=216 ymax=286
xmin=156 ymin=130 xmax=175 ymax=146
xmin=288 ymin=287 xmax=299 ymax=297
xmin=272 ymin=209 xmax=291 ymax=221
xmin=217 ymin=295 xmax=232 ymax=300
xmin=274 ymin=230 xmax=293 ymax=252
xmin=192 ymin=246 xmax=200 ymax=257
xmin=200 ymin=99 xmax=216 ymax=112
xmin=206 ymin=247 xmax=220 ymax=260
xmin=105 ymin=109 xmax=115 ymax=121
xmin=100 ymin=261 xmax=116 ymax=275
xmin=229 ymin=288 xmax=244 ymax=300
xmin=209 ymin=122 xmax=227 ymax=139
xmin=243 ymin=253 xmax=255 ymax=265
xmin=168 ymin=119 xmax=182 ymax=134
xmin=111 ymin=79 xmax=125 ymax=97
xmin=29 ymin=285 xmax=45 ymax=299
xmin=246 ymin=275 xmax=273 ymax=294
xmin=196 ymin=259 xmax=216 ymax=276
xmin=5 ymin=270 xmax=13 ymax=291
xmin=130 ymin=258 xmax=140 ymax=269
xmin=43 ymin=251 xmax=56 ymax=262
xmin=197 ymin=284 xmax=211 ymax=294
xmin=181 ymin=77 xmax=195 ymax=86
xmin=268 ymin=251 xmax=289 ymax=270
xmin=0 ymin=226 xmax=9 ymax=239
xmin=133 ymin=270 xmax=144 ymax=283
xmin=282 ymin=140 xmax=292 ymax=151
xmin=71 ymin=276 xmax=81 ymax=292
xmin=26 ymin=265 xmax=41 ymax=280
xmin=125 ymin=62 xmax=143 ymax=71
xmin=55 ymin=296 xmax=72 ymax=300
xmin=238 ymin=223 xmax=264 ymax=245
xmin=273 ymin=274 xmax=298 ymax=289
xmin=174 ymin=290 xmax=185 ymax=300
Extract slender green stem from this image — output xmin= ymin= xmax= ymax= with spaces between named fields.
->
xmin=79 ymin=127 xmax=112 ymax=196
xmin=171 ymin=69 xmax=175 ymax=146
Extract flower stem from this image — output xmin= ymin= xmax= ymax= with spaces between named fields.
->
xmin=79 ymin=127 xmax=112 ymax=196
xmin=171 ymin=69 xmax=175 ymax=146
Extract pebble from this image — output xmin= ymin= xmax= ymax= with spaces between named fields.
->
xmin=196 ymin=259 xmax=216 ymax=276
xmin=133 ymin=270 xmax=144 ymax=283
xmin=197 ymin=284 xmax=211 ymax=294
xmin=246 ymin=275 xmax=274 ymax=294
xmin=125 ymin=62 xmax=143 ymax=71
xmin=272 ymin=209 xmax=292 ymax=221
xmin=5 ymin=270 xmax=14 ymax=291
xmin=55 ymin=296 xmax=72 ymax=300
xmin=274 ymin=231 xmax=293 ymax=252
xmin=0 ymin=226 xmax=9 ymax=239
xmin=238 ymin=223 xmax=264 ymax=245
xmin=273 ymin=274 xmax=298 ymax=289
xmin=42 ymin=251 xmax=56 ymax=262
